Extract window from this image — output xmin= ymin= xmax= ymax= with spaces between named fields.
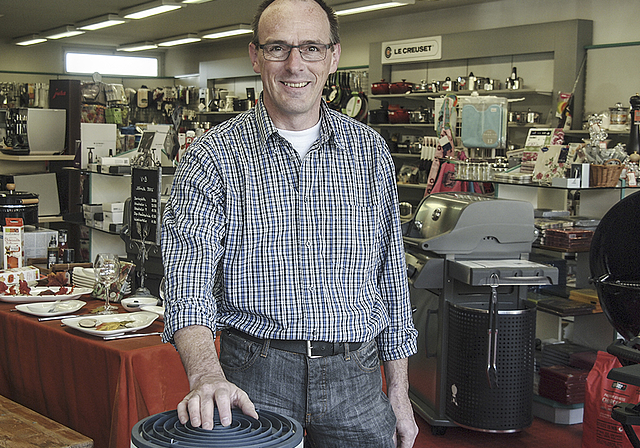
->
xmin=65 ymin=52 xmax=159 ymax=77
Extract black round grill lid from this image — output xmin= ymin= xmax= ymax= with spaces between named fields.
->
xmin=131 ymin=409 xmax=303 ymax=448
xmin=590 ymin=190 xmax=640 ymax=341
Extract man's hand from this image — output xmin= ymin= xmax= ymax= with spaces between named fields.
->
xmin=174 ymin=325 xmax=258 ymax=429
xmin=383 ymin=358 xmax=419 ymax=447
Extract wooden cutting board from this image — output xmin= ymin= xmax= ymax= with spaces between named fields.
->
xmin=0 ymin=395 xmax=93 ymax=448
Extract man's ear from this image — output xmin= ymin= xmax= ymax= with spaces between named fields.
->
xmin=249 ymin=43 xmax=261 ymax=74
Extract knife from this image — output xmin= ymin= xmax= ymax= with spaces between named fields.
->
xmin=38 ymin=314 xmax=80 ymax=322
xmin=103 ymin=332 xmax=162 ymax=341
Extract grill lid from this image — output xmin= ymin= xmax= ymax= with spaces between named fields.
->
xmin=590 ymin=190 xmax=640 ymax=341
xmin=403 ymin=192 xmax=537 ymax=257
xmin=131 ymin=409 xmax=303 ymax=448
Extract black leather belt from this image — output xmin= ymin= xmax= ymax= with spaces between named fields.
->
xmin=226 ymin=328 xmax=362 ymax=358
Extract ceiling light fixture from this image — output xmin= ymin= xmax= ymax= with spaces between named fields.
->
xmin=157 ymin=34 xmax=202 ymax=47
xmin=44 ymin=25 xmax=85 ymax=40
xmin=77 ymin=14 xmax=127 ymax=31
xmin=201 ymin=24 xmax=252 ymax=40
xmin=117 ymin=41 xmax=159 ymax=52
xmin=14 ymin=34 xmax=47 ymax=46
xmin=122 ymin=0 xmax=183 ymax=20
xmin=334 ymin=0 xmax=414 ymax=16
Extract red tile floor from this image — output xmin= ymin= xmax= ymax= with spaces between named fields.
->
xmin=412 ymin=414 xmax=583 ymax=448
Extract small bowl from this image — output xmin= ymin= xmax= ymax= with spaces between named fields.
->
xmin=141 ymin=305 xmax=165 ymax=321
xmin=121 ymin=297 xmax=158 ymax=312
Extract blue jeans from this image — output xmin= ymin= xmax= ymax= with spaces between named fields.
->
xmin=219 ymin=329 xmax=397 ymax=448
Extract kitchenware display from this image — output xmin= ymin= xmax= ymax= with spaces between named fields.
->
xmin=140 ymin=305 xmax=165 ymax=321
xmin=506 ymin=66 xmax=523 ymax=89
xmin=369 ymin=107 xmax=389 ymax=124
xmin=508 ymin=111 xmax=525 ymax=124
xmin=94 ymin=253 xmax=120 ymax=315
xmin=0 ymin=183 xmax=38 ymax=227
xmin=61 ymin=311 xmax=158 ymax=337
xmin=413 ymin=79 xmax=431 ymax=93
xmin=389 ymin=79 xmax=414 ymax=94
xmin=121 ymin=296 xmax=158 ymax=312
xmin=0 ymin=286 xmax=93 ymax=303
xmin=344 ymin=72 xmax=369 ymax=123
xmin=609 ymin=102 xmax=628 ymax=131
xmin=526 ymin=109 xmax=541 ymax=124
xmin=15 ymin=299 xmax=86 ymax=317
xmin=388 ymin=106 xmax=410 ymax=124
xmin=440 ymin=77 xmax=458 ymax=92
xmin=371 ymin=79 xmax=390 ymax=95
xmin=409 ymin=108 xmax=431 ymax=123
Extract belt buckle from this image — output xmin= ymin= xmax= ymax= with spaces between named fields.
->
xmin=306 ymin=341 xmax=322 ymax=359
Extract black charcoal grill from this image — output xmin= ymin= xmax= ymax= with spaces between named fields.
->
xmin=590 ymin=190 xmax=640 ymax=447
xmin=131 ymin=409 xmax=303 ymax=448
xmin=403 ymin=192 xmax=558 ymax=435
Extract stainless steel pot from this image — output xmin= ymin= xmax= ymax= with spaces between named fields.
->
xmin=0 ymin=183 xmax=39 ymax=227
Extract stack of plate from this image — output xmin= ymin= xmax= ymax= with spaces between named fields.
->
xmin=72 ymin=267 xmax=132 ymax=295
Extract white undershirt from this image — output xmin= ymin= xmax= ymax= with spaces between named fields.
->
xmin=276 ymin=121 xmax=321 ymax=160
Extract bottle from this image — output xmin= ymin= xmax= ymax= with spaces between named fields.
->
xmin=47 ymin=236 xmax=58 ymax=269
xmin=628 ymin=94 xmax=640 ymax=155
xmin=58 ymin=229 xmax=68 ymax=260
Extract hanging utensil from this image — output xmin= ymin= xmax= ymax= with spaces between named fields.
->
xmin=486 ymin=273 xmax=499 ymax=389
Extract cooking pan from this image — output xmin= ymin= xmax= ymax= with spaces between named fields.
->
xmin=0 ymin=183 xmax=39 ymax=227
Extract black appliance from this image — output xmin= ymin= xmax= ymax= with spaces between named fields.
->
xmin=590 ymin=190 xmax=640 ymax=447
xmin=403 ymin=192 xmax=558 ymax=434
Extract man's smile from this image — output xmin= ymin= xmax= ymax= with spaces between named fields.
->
xmin=282 ymin=81 xmax=311 ymax=88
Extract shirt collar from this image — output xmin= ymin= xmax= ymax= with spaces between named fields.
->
xmin=254 ymin=93 xmax=347 ymax=154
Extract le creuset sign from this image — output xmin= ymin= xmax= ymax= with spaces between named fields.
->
xmin=381 ymin=36 xmax=442 ymax=64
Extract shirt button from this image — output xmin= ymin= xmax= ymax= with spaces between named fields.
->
xmin=306 ymin=241 xmax=311 ymax=248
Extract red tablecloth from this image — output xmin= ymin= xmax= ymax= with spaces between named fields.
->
xmin=0 ymin=297 xmax=189 ymax=448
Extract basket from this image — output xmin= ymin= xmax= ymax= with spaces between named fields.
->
xmin=589 ymin=163 xmax=624 ymax=187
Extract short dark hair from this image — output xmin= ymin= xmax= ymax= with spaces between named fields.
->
xmin=251 ymin=0 xmax=340 ymax=46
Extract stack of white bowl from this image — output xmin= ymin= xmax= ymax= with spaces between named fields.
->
xmin=72 ymin=267 xmax=131 ymax=295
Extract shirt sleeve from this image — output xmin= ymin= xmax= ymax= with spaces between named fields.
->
xmin=373 ymin=139 xmax=419 ymax=361
xmin=161 ymin=140 xmax=227 ymax=345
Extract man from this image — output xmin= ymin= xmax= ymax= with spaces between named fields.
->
xmin=161 ymin=0 xmax=418 ymax=446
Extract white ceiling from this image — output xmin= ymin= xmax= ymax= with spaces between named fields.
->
xmin=0 ymin=0 xmax=497 ymax=49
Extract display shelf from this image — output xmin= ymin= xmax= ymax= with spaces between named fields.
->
xmin=0 ymin=153 xmax=75 ymax=162
xmin=397 ymin=182 xmax=428 ymax=189
xmin=369 ymin=89 xmax=552 ymax=101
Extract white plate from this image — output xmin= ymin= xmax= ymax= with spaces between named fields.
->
xmin=140 ymin=305 xmax=165 ymax=321
xmin=0 ymin=286 xmax=93 ymax=304
xmin=15 ymin=300 xmax=86 ymax=317
xmin=62 ymin=311 xmax=158 ymax=337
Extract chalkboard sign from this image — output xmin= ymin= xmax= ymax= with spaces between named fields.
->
xmin=130 ymin=166 xmax=162 ymax=245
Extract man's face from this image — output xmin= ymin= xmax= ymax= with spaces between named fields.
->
xmin=249 ymin=0 xmax=341 ymax=130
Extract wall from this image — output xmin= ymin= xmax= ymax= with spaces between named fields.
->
xmin=1 ymin=0 xmax=639 ymax=120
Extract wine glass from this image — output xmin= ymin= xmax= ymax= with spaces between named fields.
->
xmin=94 ymin=253 xmax=120 ymax=314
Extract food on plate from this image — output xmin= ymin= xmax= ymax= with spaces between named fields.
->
xmin=0 ymin=285 xmax=75 ymax=297
xmin=79 ymin=318 xmax=97 ymax=328
xmin=95 ymin=320 xmax=134 ymax=332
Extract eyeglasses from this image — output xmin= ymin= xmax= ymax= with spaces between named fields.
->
xmin=258 ymin=43 xmax=334 ymax=62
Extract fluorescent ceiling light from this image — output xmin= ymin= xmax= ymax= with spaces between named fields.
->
xmin=122 ymin=0 xmax=183 ymax=19
xmin=158 ymin=34 xmax=202 ymax=47
xmin=334 ymin=0 xmax=414 ymax=16
xmin=14 ymin=34 xmax=47 ymax=46
xmin=117 ymin=41 xmax=159 ymax=52
xmin=201 ymin=24 xmax=252 ymax=40
xmin=44 ymin=25 xmax=85 ymax=40
xmin=77 ymin=14 xmax=127 ymax=31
